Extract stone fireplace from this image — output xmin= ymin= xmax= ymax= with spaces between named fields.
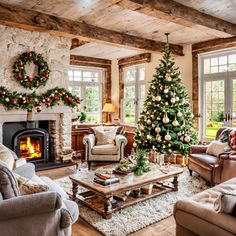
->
xmin=0 ymin=25 xmax=74 ymax=162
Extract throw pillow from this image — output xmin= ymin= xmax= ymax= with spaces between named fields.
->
xmin=206 ymin=141 xmax=228 ymax=157
xmin=0 ymin=162 xmax=20 ymax=199
xmin=96 ymin=127 xmax=118 ymax=146
xmin=0 ymin=143 xmax=15 ymax=170
xmin=229 ymin=130 xmax=236 ymax=150
xmin=218 ymin=128 xmax=231 ymax=143
xmin=14 ymin=173 xmax=49 ymax=195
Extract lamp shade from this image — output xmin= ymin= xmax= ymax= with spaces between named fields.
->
xmin=103 ymin=103 xmax=115 ymax=113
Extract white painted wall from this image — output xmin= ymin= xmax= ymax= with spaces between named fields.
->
xmin=111 ymin=44 xmax=193 ymax=121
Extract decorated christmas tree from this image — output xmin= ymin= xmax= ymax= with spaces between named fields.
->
xmin=134 ymin=34 xmax=197 ymax=157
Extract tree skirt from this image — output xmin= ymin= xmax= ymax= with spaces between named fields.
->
xmin=55 ymin=168 xmax=208 ymax=236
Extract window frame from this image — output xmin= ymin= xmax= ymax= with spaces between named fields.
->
xmin=68 ymin=66 xmax=103 ymax=123
xmin=199 ymin=48 xmax=236 ymax=140
xmin=122 ymin=64 xmax=145 ymax=124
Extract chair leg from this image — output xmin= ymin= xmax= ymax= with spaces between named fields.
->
xmin=88 ymin=161 xmax=92 ymax=170
xmin=189 ymin=169 xmax=193 ymax=176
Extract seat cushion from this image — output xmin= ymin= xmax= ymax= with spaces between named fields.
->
xmin=0 ymin=163 xmax=20 ymax=199
xmin=92 ymin=144 xmax=118 ymax=155
xmin=190 ymin=154 xmax=219 ymax=167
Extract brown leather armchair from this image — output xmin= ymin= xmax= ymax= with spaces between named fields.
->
xmin=188 ymin=127 xmax=236 ymax=185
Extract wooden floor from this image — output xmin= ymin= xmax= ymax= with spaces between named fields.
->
xmin=37 ymin=166 xmax=176 ymax=236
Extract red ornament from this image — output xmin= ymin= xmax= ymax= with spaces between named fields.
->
xmin=36 ymin=106 xmax=42 ymax=112
xmin=77 ymin=97 xmax=81 ymax=103
xmin=54 ymin=95 xmax=58 ymax=100
xmin=68 ymin=97 xmax=74 ymax=103
xmin=18 ymin=61 xmax=23 ymax=66
xmin=42 ymin=98 xmax=46 ymax=103
xmin=11 ymin=99 xmax=18 ymax=105
xmin=27 ymin=76 xmax=33 ymax=82
xmin=64 ymin=95 xmax=69 ymax=99
xmin=46 ymin=98 xmax=50 ymax=102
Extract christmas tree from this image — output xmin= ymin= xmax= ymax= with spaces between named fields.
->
xmin=134 ymin=34 xmax=197 ymax=157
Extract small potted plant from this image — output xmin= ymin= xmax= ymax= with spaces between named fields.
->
xmin=77 ymin=111 xmax=87 ymax=123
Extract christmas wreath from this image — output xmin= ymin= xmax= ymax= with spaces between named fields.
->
xmin=13 ymin=51 xmax=50 ymax=89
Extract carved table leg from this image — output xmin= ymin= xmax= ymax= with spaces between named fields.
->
xmin=172 ymin=175 xmax=179 ymax=191
xmin=104 ymin=196 xmax=113 ymax=219
xmin=72 ymin=181 xmax=78 ymax=201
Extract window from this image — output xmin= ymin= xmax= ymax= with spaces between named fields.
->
xmin=68 ymin=67 xmax=103 ymax=123
xmin=123 ymin=65 xmax=145 ymax=124
xmin=199 ymin=49 xmax=236 ymax=140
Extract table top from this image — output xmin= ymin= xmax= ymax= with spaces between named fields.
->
xmin=69 ymin=165 xmax=183 ymax=196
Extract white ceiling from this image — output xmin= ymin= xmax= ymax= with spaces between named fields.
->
xmin=71 ymin=42 xmax=141 ymax=59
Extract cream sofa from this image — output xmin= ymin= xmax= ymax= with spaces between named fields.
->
xmin=174 ymin=178 xmax=236 ymax=236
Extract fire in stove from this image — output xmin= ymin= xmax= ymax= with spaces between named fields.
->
xmin=19 ymin=136 xmax=42 ymax=159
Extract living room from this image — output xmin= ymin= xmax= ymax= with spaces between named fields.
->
xmin=0 ymin=1 xmax=236 ymax=236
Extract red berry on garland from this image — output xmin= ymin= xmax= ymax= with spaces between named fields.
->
xmin=63 ymin=95 xmax=69 ymax=99
xmin=35 ymin=57 xmax=38 ymax=61
xmin=29 ymin=52 xmax=32 ymax=57
xmin=25 ymin=83 xmax=30 ymax=87
xmin=77 ymin=97 xmax=81 ymax=103
xmin=42 ymin=98 xmax=46 ymax=103
xmin=11 ymin=99 xmax=18 ymax=105
xmin=54 ymin=95 xmax=58 ymax=100
xmin=46 ymin=98 xmax=50 ymax=102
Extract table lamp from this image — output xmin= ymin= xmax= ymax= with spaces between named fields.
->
xmin=103 ymin=103 xmax=115 ymax=123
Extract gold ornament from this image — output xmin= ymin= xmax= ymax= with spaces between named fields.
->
xmin=184 ymin=135 xmax=191 ymax=143
xmin=170 ymin=97 xmax=176 ymax=104
xmin=177 ymin=111 xmax=183 ymax=117
xmin=165 ymin=132 xmax=171 ymax=141
xmin=155 ymin=127 xmax=161 ymax=133
xmin=172 ymin=117 xmax=179 ymax=127
xmin=147 ymin=119 xmax=152 ymax=125
xmin=162 ymin=112 xmax=169 ymax=124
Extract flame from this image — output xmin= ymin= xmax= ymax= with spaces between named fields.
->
xmin=20 ymin=137 xmax=42 ymax=160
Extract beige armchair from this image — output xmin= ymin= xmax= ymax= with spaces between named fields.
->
xmin=83 ymin=130 xmax=127 ymax=170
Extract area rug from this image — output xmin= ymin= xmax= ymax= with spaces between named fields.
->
xmin=55 ymin=168 xmax=208 ymax=236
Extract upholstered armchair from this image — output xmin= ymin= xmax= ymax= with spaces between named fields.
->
xmin=83 ymin=126 xmax=127 ymax=170
xmin=188 ymin=127 xmax=236 ymax=185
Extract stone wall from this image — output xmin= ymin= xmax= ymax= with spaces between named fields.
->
xmin=0 ymin=25 xmax=73 ymax=162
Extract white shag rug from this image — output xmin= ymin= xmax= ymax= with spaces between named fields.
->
xmin=55 ymin=168 xmax=208 ymax=236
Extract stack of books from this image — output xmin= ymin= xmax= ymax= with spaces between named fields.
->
xmin=93 ymin=172 xmax=120 ymax=186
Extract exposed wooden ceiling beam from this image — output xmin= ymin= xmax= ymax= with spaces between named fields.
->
xmin=118 ymin=53 xmax=151 ymax=67
xmin=70 ymin=55 xmax=111 ymax=66
xmin=110 ymin=0 xmax=236 ymax=35
xmin=70 ymin=39 xmax=89 ymax=50
xmin=0 ymin=3 xmax=183 ymax=56
xmin=192 ymin=37 xmax=236 ymax=54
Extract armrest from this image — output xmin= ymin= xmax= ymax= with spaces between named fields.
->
xmin=13 ymin=162 xmax=35 ymax=179
xmin=189 ymin=145 xmax=208 ymax=154
xmin=0 ymin=191 xmax=62 ymax=221
xmin=174 ymin=199 xmax=236 ymax=235
xmin=115 ymin=134 xmax=127 ymax=148
xmin=14 ymin=158 xmax=27 ymax=168
xmin=83 ymin=134 xmax=95 ymax=148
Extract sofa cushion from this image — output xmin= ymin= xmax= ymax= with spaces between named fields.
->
xmin=0 ymin=143 xmax=15 ymax=170
xmin=190 ymin=153 xmax=219 ymax=167
xmin=13 ymin=162 xmax=35 ymax=179
xmin=92 ymin=144 xmax=118 ymax=155
xmin=96 ymin=127 xmax=117 ymax=145
xmin=0 ymin=163 xmax=20 ymax=199
xmin=206 ymin=141 xmax=228 ymax=157
xmin=39 ymin=176 xmax=69 ymax=200
xmin=15 ymin=173 xmax=49 ymax=195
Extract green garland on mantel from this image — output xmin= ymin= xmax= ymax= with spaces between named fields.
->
xmin=0 ymin=86 xmax=80 ymax=112
xmin=0 ymin=51 xmax=81 ymax=112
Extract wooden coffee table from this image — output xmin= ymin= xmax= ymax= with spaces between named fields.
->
xmin=69 ymin=165 xmax=183 ymax=219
